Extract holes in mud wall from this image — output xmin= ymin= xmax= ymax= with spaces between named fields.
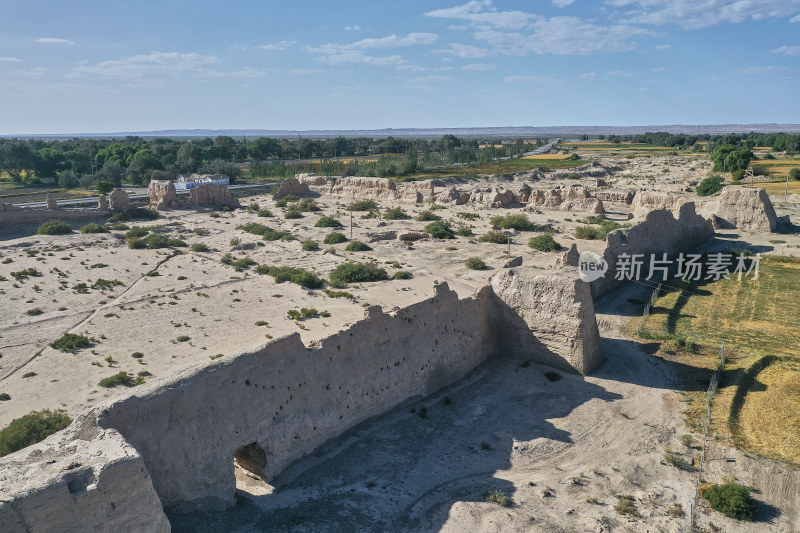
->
xmin=234 ymin=442 xmax=267 ymax=480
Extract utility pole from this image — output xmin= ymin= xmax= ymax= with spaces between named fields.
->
xmin=785 ymin=172 xmax=790 ymax=204
xmin=350 ymin=192 xmax=354 ymax=239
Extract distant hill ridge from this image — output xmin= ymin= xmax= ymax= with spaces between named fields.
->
xmin=5 ymin=124 xmax=800 ymax=139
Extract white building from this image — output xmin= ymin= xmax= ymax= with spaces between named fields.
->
xmin=174 ymin=174 xmax=230 ymax=190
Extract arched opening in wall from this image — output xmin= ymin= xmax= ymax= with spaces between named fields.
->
xmin=234 ymin=442 xmax=274 ymax=497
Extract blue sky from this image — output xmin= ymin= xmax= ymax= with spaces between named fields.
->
xmin=1 ymin=0 xmax=799 ymax=133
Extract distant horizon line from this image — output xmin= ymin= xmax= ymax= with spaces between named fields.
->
xmin=4 ymin=123 xmax=800 ymax=138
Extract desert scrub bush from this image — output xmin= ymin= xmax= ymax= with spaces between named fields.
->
xmin=274 ymin=194 xmax=299 ymax=207
xmin=490 ymin=213 xmax=537 ymax=231
xmin=50 ymin=333 xmax=94 ymax=353
xmin=131 ymin=352 xmax=144 ymax=359
xmin=383 ymin=206 xmax=410 ymax=220
xmin=296 ymin=198 xmax=321 ymax=212
xmin=107 ymin=207 xmax=159 ymax=223
xmin=0 ymin=409 xmax=72 ymax=457
xmin=109 ymin=223 xmax=130 ymax=230
xmin=98 ymin=371 xmax=133 ymax=388
xmin=484 ymin=490 xmax=511 ymax=507
xmin=663 ymin=451 xmax=692 ymax=471
xmin=256 ymin=265 xmax=324 ymax=289
xmin=246 ymin=202 xmax=260 ymax=213
xmin=79 ymin=223 xmax=109 ymax=234
xmin=528 ymin=234 xmax=560 ymax=252
xmin=329 ymin=261 xmax=388 ymax=287
xmin=454 ymin=225 xmax=474 ymax=237
xmin=615 ymin=495 xmax=641 ymax=517
xmin=25 ymin=308 xmax=44 ymax=316
xmin=284 ymin=206 xmax=303 ymax=219
xmin=424 ymin=220 xmax=455 ymax=239
xmin=125 ymin=226 xmax=149 ymax=239
xmin=315 ymin=215 xmax=343 ymax=228
xmin=416 ymin=210 xmax=440 ymax=222
xmin=465 ymin=257 xmax=487 ymax=270
xmin=37 ymin=221 xmax=72 ymax=235
xmin=478 ymin=230 xmax=508 ymax=244
xmin=0 ymin=393 xmax=9 ymax=401
xmin=287 ymin=307 xmax=324 ymax=320
xmin=323 ymin=288 xmax=355 ymax=299
xmin=10 ymin=268 xmax=42 ymax=282
xmin=700 ymin=482 xmax=756 ymax=521
xmin=230 ymin=257 xmax=257 ymax=271
xmin=128 ymin=234 xmax=186 ymax=249
xmin=90 ymin=278 xmax=123 ymax=291
xmin=393 ymin=270 xmax=413 ymax=280
xmin=175 ymin=335 xmax=190 ymax=342
xmin=191 ymin=242 xmax=210 ymax=252
xmin=696 ymin=175 xmax=725 ymax=197
xmin=302 ymin=239 xmax=320 ymax=251
xmin=574 ymin=220 xmax=628 ymax=240
xmin=323 ymin=231 xmax=348 ymax=244
xmin=237 ymin=222 xmax=293 ymax=241
xmin=345 ymin=240 xmax=372 ymax=252
xmin=457 ymin=212 xmax=479 ymax=220
xmin=257 ymin=208 xmax=273 ymax=217
xmin=349 ymin=199 xmax=379 ymax=211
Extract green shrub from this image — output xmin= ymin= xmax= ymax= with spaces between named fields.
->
xmin=231 ymin=258 xmax=257 ymax=271
xmin=484 ymin=490 xmax=511 ymax=507
xmin=465 ymin=257 xmax=487 ymax=270
xmin=107 ymin=207 xmax=159 ymax=223
xmin=384 ymin=207 xmax=410 ymax=220
xmin=10 ymin=268 xmax=42 ymax=282
xmin=790 ymin=167 xmax=800 ymax=181
xmin=50 ymin=333 xmax=93 ymax=353
xmin=25 ymin=308 xmax=43 ymax=316
xmin=528 ymin=234 xmax=560 ymax=252
xmin=350 ymin=199 xmax=379 ymax=211
xmin=615 ymin=495 xmax=641 ymax=517
xmin=424 ymin=220 xmax=455 ymax=239
xmin=0 ymin=393 xmax=10 ymax=401
xmin=302 ymin=239 xmax=320 ymax=251
xmin=574 ymin=225 xmax=602 ymax=240
xmin=315 ymin=216 xmax=343 ymax=228
xmin=345 ymin=240 xmax=372 ymax=252
xmin=274 ymin=194 xmax=299 ymax=207
xmin=257 ymin=208 xmax=273 ymax=217
xmin=478 ymin=231 xmax=507 ymax=244
xmin=323 ymin=231 xmax=348 ymax=244
xmin=98 ymin=371 xmax=133 ymax=388
xmin=457 ymin=212 xmax=479 ymax=220
xmin=246 ymin=202 xmax=260 ymax=213
xmin=416 ymin=210 xmax=440 ymax=222
xmin=0 ymin=409 xmax=72 ymax=457
xmin=191 ymin=242 xmax=210 ymax=252
xmin=323 ymin=288 xmax=355 ymax=299
xmin=37 ymin=221 xmax=72 ymax=235
xmin=125 ymin=226 xmax=149 ymax=239
xmin=284 ymin=206 xmax=303 ymax=219
xmin=297 ymin=198 xmax=320 ymax=212
xmin=79 ymin=223 xmax=109 ymax=234
xmin=696 ymin=175 xmax=724 ymax=197
xmin=731 ymin=169 xmax=745 ymax=181
xmin=109 ymin=223 xmax=130 ymax=230
xmin=490 ymin=213 xmax=536 ymax=231
xmin=256 ymin=265 xmax=324 ymax=289
xmin=454 ymin=225 xmax=473 ymax=237
xmin=237 ymin=222 xmax=293 ymax=241
xmin=393 ymin=270 xmax=413 ymax=280
xmin=701 ymin=482 xmax=756 ymax=521
xmin=329 ymin=261 xmax=388 ymax=286
xmin=127 ymin=234 xmax=186 ymax=249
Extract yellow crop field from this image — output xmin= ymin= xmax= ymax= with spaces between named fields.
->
xmin=521 ymin=153 xmax=575 ymax=160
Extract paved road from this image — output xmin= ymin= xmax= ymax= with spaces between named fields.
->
xmin=521 ymin=138 xmax=560 ymax=157
xmin=11 ymin=183 xmax=277 ymax=209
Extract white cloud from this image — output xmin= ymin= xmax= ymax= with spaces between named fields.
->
xmin=427 ymin=2 xmax=651 ymax=55
xmin=771 ymin=45 xmax=800 ymax=56
xmin=35 ymin=37 xmax=74 ymax=45
xmin=739 ymin=65 xmax=792 ymax=75
xmin=309 ymin=32 xmax=436 ymax=67
xmin=792 ymin=14 xmax=800 ymax=22
xmin=503 ymin=74 xmax=558 ymax=84
xmin=331 ymin=33 xmax=437 ymax=51
xmin=345 ymin=25 xmax=361 ymax=31
xmin=608 ymin=0 xmax=800 ymax=30
xmin=426 ymin=1 xmax=534 ymax=30
xmin=68 ymin=52 xmax=265 ymax=80
xmin=0 ymin=57 xmax=24 ymax=62
xmin=606 ymin=70 xmax=637 ymax=77
xmin=13 ymin=67 xmax=46 ymax=78
xmin=655 ymin=44 xmax=670 ymax=49
xmin=552 ymin=0 xmax=575 ymax=6
xmin=290 ymin=68 xmax=325 ymax=74
xmin=258 ymin=41 xmax=295 ymax=51
xmin=437 ymin=43 xmax=492 ymax=58
xmin=396 ymin=64 xmax=454 ymax=72
xmin=314 ymin=50 xmax=408 ymax=66
xmin=579 ymin=72 xmax=597 ymax=78
xmin=462 ymin=62 xmax=496 ymax=70
xmin=650 ymin=67 xmax=667 ymax=72
xmin=409 ymin=75 xmax=454 ymax=83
